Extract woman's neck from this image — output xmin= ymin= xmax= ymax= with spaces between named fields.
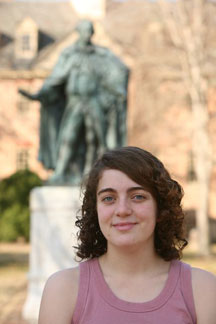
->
xmin=99 ymin=244 xmax=167 ymax=278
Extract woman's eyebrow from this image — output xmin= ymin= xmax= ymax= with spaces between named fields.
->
xmin=97 ymin=188 xmax=116 ymax=196
xmin=127 ymin=186 xmax=146 ymax=193
xmin=97 ymin=186 xmax=146 ymax=196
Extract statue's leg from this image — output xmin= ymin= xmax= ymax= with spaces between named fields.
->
xmin=90 ymin=101 xmax=107 ymax=154
xmin=83 ymin=99 xmax=108 ymax=174
xmin=83 ymin=113 xmax=95 ymax=174
xmin=106 ymin=107 xmax=117 ymax=149
xmin=49 ymin=109 xmax=83 ymax=182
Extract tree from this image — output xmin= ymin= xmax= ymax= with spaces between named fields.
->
xmin=158 ymin=0 xmax=212 ymax=255
xmin=0 ymin=170 xmax=42 ymax=242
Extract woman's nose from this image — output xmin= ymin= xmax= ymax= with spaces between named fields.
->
xmin=115 ymin=199 xmax=132 ymax=217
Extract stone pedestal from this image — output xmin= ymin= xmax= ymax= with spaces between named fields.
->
xmin=22 ymin=186 xmax=81 ymax=323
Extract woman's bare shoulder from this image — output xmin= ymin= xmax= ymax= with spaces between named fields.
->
xmin=38 ymin=266 xmax=80 ymax=324
xmin=191 ymin=266 xmax=216 ymax=324
xmin=47 ymin=266 xmax=80 ymax=289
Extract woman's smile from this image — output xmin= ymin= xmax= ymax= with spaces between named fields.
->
xmin=112 ymin=222 xmax=138 ymax=231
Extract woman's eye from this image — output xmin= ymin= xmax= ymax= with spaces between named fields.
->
xmin=102 ymin=196 xmax=114 ymax=202
xmin=132 ymin=194 xmax=145 ymax=201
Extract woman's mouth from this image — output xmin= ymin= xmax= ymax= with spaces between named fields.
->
xmin=112 ymin=222 xmax=137 ymax=231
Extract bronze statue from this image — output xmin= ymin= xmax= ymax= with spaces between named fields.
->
xmin=19 ymin=20 xmax=129 ymax=185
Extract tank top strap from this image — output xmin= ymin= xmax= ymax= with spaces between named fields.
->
xmin=72 ymin=260 xmax=90 ymax=324
xmin=180 ymin=262 xmax=197 ymax=324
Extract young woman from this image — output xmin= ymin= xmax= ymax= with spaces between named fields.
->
xmin=38 ymin=146 xmax=216 ymax=324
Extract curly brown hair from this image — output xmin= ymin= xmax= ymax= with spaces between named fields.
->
xmin=75 ymin=146 xmax=187 ymax=261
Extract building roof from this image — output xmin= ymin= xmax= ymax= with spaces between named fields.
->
xmin=0 ymin=1 xmax=78 ymax=70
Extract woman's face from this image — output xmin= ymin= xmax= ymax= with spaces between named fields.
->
xmin=96 ymin=169 xmax=157 ymax=252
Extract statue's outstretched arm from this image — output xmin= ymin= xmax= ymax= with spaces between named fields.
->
xmin=18 ymin=89 xmax=40 ymax=101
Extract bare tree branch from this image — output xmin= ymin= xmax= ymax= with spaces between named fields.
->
xmin=158 ymin=0 xmax=212 ymax=255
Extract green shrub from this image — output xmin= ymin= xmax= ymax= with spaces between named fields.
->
xmin=0 ymin=170 xmax=42 ymax=242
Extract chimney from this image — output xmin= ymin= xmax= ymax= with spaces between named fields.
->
xmin=70 ymin=0 xmax=106 ymax=20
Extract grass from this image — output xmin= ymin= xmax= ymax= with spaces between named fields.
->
xmin=0 ymin=243 xmax=29 ymax=324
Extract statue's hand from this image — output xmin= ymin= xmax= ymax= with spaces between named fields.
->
xmin=18 ymin=89 xmax=39 ymax=100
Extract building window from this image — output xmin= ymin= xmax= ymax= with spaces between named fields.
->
xmin=22 ymin=34 xmax=31 ymax=51
xmin=16 ymin=149 xmax=29 ymax=170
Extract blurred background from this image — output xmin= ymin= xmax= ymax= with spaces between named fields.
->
xmin=0 ymin=0 xmax=216 ymax=323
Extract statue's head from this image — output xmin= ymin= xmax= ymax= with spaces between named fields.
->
xmin=76 ymin=20 xmax=94 ymax=45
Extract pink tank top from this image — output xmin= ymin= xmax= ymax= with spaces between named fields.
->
xmin=72 ymin=258 xmax=197 ymax=324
